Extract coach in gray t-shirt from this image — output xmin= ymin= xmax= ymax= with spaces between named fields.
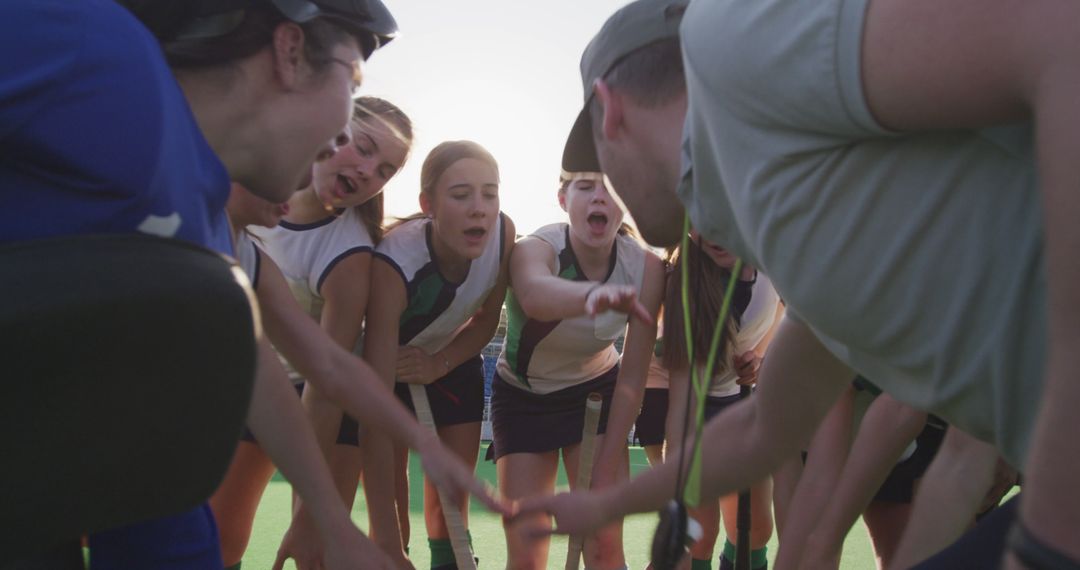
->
xmin=679 ymin=0 xmax=1043 ymax=469
xmin=541 ymin=0 xmax=1080 ymax=566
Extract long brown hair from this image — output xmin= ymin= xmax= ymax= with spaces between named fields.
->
xmin=661 ymin=238 xmax=738 ymax=374
xmin=351 ymin=97 xmax=413 ymax=244
xmin=388 ymin=140 xmax=499 ymax=231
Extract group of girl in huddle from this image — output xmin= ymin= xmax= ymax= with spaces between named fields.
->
xmin=213 ymin=90 xmax=985 ymax=570
xmin=209 ymin=89 xmax=797 ymax=570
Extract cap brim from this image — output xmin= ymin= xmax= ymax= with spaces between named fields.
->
xmin=561 ymin=104 xmax=601 ymax=176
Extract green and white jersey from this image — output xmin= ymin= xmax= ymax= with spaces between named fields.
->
xmin=497 ymin=223 xmax=647 ymax=394
xmin=376 ymin=214 xmax=507 ymax=353
xmin=251 ymin=207 xmax=375 ymax=319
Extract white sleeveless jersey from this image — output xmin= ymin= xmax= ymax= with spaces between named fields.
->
xmin=376 ymin=214 xmax=507 ymax=354
xmin=251 ymin=207 xmax=375 ymax=318
xmin=234 ymin=231 xmax=262 ymax=290
xmin=497 ymin=223 xmax=647 ymax=395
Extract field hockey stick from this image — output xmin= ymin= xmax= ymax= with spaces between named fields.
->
xmin=408 ymin=384 xmax=476 ymax=570
xmin=735 ymin=383 xmax=752 ymax=570
xmin=565 ymin=392 xmax=604 ymax=570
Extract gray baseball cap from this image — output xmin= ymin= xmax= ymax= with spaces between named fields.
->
xmin=561 ymin=0 xmax=687 ymax=176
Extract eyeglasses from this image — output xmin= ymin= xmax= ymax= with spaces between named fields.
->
xmin=325 ymin=56 xmax=363 ymax=93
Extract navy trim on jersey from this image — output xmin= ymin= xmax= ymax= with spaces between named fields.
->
xmin=315 ymin=245 xmax=373 ymax=294
xmin=373 ymin=251 xmax=408 ymax=286
xmin=251 ymin=242 xmax=262 ymax=290
xmin=425 ymin=222 xmax=469 ymax=286
xmin=279 ymin=213 xmax=342 ymax=232
xmin=563 ymin=225 xmax=618 ymax=283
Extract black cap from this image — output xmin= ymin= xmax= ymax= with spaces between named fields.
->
xmin=180 ymin=0 xmax=397 ymax=60
xmin=561 ymin=0 xmax=686 ymax=177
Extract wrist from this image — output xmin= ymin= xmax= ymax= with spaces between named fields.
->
xmin=596 ymin=484 xmax=629 ymax=521
xmin=435 ymin=350 xmax=451 ymax=376
xmin=584 ymin=282 xmax=602 ymax=305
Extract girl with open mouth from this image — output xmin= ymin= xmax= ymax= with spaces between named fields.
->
xmin=242 ymin=97 xmax=422 ymax=567
xmin=363 ymin=140 xmax=516 ymax=570
xmin=491 ymin=170 xmax=666 ymax=570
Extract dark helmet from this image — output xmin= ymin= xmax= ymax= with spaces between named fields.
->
xmin=151 ymin=0 xmax=397 ymax=60
xmin=266 ymin=0 xmax=398 ymax=60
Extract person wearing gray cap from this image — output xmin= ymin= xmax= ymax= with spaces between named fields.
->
xmin=527 ymin=0 xmax=1080 ymax=568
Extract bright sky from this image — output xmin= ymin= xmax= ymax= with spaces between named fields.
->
xmin=361 ymin=0 xmax=631 ymax=236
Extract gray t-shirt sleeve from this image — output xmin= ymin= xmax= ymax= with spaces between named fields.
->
xmin=681 ymin=0 xmax=887 ymax=142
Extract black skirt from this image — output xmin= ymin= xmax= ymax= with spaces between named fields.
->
xmin=488 ymin=365 xmax=619 ymax=461
xmin=392 ymin=354 xmax=486 ymax=427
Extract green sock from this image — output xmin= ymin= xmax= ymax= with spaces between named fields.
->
xmin=751 ymin=546 xmax=768 ymax=569
xmin=428 ymin=538 xmax=455 ymax=568
xmin=720 ymin=540 xmax=768 ymax=570
xmin=224 ymin=564 xmax=242 ymax=570
xmin=429 ymin=531 xmax=474 ymax=569
xmin=722 ymin=539 xmax=736 ymax=562
xmin=691 ymin=558 xmax=714 ymax=570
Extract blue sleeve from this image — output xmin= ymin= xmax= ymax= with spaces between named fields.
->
xmin=0 ymin=1 xmax=85 ymax=141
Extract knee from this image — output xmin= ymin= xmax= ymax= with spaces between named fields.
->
xmin=750 ymin=516 xmax=774 ymax=548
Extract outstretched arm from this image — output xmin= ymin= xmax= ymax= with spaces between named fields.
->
xmin=298 ymin=253 xmax=370 ymax=472
xmin=890 ymin=427 xmax=1000 ymax=569
xmin=359 ymin=257 xmax=411 ymax=561
xmin=248 ymin=336 xmax=391 ymax=570
xmin=593 ymin=251 xmax=665 ymax=482
xmin=773 ymin=385 xmax=856 ymax=570
xmin=515 ymin=317 xmax=852 ymax=536
xmin=861 ymin=0 xmax=1080 ymax=561
xmin=797 ymin=393 xmax=928 ymax=569
xmin=509 ymin=237 xmax=652 ymax=324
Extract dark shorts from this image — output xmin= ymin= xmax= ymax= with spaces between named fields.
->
xmin=240 ymin=383 xmax=305 ymax=444
xmin=634 ymin=388 xmax=669 ymax=446
xmin=488 ymin=365 xmax=619 ymax=461
xmin=393 ymin=355 xmax=486 ymax=428
xmin=634 ymin=388 xmax=743 ymax=447
xmin=800 ymin=417 xmax=946 ymax=504
xmin=872 ymin=421 xmax=946 ymax=504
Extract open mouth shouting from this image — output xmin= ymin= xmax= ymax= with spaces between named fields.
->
xmin=463 ymin=225 xmax=488 ymax=247
xmin=587 ymin=211 xmax=610 ymax=237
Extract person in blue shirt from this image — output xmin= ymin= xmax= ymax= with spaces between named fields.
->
xmin=0 ymin=1 xmax=432 ymax=568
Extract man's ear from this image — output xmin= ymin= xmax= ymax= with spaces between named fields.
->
xmin=594 ymin=78 xmax=624 ymax=141
xmin=271 ymin=22 xmax=306 ymax=88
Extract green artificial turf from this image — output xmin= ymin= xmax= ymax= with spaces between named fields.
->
xmin=242 ymin=444 xmax=879 ymax=569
